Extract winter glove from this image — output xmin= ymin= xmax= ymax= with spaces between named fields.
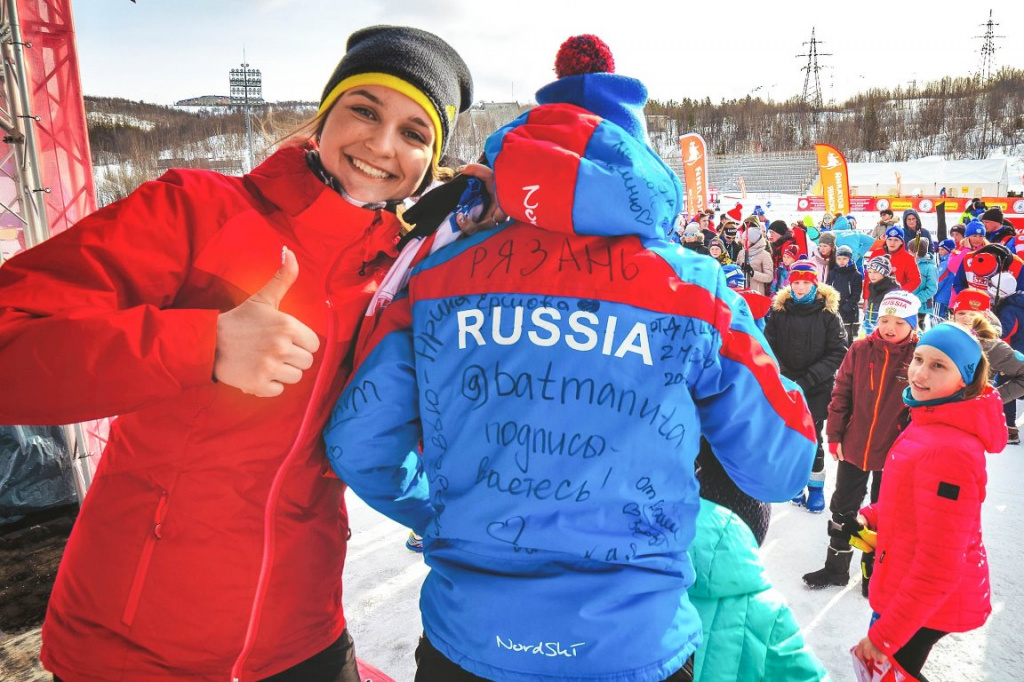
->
xmin=741 ymin=262 xmax=754 ymax=276
xmin=828 ymin=512 xmax=877 ymax=553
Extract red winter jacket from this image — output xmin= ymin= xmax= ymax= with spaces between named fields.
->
xmin=826 ymin=331 xmax=917 ymax=471
xmin=862 ymin=245 xmax=921 ymax=299
xmin=0 ymin=146 xmax=401 ymax=680
xmin=861 ymin=389 xmax=1006 ymax=656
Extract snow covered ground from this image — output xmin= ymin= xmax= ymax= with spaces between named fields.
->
xmin=342 ymin=434 xmax=1024 ymax=682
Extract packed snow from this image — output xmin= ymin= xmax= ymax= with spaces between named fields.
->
xmin=342 ymin=437 xmax=1024 ymax=682
xmin=340 ymin=192 xmax=1024 ymax=681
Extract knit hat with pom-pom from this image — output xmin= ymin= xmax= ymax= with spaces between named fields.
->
xmin=726 ymin=203 xmax=743 ymax=222
xmin=535 ymin=34 xmax=648 ymax=142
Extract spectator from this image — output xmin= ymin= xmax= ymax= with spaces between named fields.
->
xmin=862 ymin=226 xmax=921 ymax=299
xmin=828 ymin=244 xmax=864 ymax=342
xmin=765 ymin=258 xmax=848 ymax=513
xmin=324 ymin=34 xmax=817 ymax=682
xmin=909 ymin=237 xmax=938 ymax=328
xmin=808 ymin=291 xmax=919 ymax=593
xmin=0 ymin=25 xmax=476 ymax=682
xmin=736 ymin=222 xmax=774 ymax=297
xmin=853 ymin=323 xmax=1003 ymax=681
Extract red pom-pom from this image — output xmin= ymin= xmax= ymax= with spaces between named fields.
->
xmin=555 ymin=35 xmax=615 ymax=78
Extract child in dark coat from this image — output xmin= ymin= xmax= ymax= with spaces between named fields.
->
xmin=806 ymin=290 xmax=919 ymax=593
xmin=765 ymin=257 xmax=849 ymax=512
xmin=827 ymin=244 xmax=864 ymax=341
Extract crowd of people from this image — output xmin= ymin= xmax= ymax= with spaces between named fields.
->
xmin=0 ymin=23 xmax=1015 ymax=682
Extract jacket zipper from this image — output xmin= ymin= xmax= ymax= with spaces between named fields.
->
xmin=861 ymin=347 xmax=890 ymax=470
xmin=230 ymin=303 xmax=338 ymax=682
xmin=121 ymin=490 xmax=169 ymax=626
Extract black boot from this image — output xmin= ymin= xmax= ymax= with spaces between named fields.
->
xmin=802 ymin=547 xmax=853 ymax=588
xmin=861 ymin=552 xmax=875 ymax=598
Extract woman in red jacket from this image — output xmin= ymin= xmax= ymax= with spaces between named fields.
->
xmin=853 ymin=323 xmax=1005 ymax=681
xmin=0 ymin=26 xmax=478 ymax=682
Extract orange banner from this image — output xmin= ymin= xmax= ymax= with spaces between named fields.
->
xmin=815 ymin=143 xmax=851 ymax=216
xmin=679 ymin=133 xmax=708 ymax=215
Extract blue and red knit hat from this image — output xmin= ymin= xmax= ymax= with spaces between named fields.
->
xmin=535 ymin=35 xmax=648 ymax=142
xmin=788 ymin=256 xmax=818 ymax=283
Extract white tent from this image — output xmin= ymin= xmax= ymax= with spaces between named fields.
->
xmin=846 ymin=158 xmax=1009 ymax=197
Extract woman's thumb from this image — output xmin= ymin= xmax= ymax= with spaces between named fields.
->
xmin=253 ymin=246 xmax=299 ymax=308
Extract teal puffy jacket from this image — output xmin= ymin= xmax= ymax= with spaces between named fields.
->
xmin=688 ymin=500 xmax=829 ymax=682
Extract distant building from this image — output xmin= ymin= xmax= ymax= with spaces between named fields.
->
xmin=175 ymin=95 xmax=232 ymax=106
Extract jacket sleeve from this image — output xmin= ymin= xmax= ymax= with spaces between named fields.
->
xmin=914 ymin=263 xmax=938 ymax=303
xmin=323 ymin=297 xmax=431 ymax=533
xmin=764 ymin=601 xmax=829 ymax=682
xmin=762 ymin=313 xmax=790 ymax=376
xmin=802 ymin=313 xmax=848 ymax=389
xmin=860 ymin=503 xmax=879 ymax=530
xmin=987 ymin=340 xmax=1024 ymax=402
xmin=0 ymin=177 xmax=219 ymax=424
xmin=851 ymin=272 xmax=863 ymax=308
xmin=826 ymin=345 xmax=857 ymax=444
xmin=692 ymin=276 xmax=817 ymax=502
xmin=952 ymin=260 xmax=968 ymax=294
xmin=868 ymin=448 xmax=984 ymax=656
xmin=900 ymin=256 xmax=922 ymax=293
xmin=752 ymin=252 xmax=774 ymax=284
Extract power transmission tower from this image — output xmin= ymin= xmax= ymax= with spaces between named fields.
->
xmin=975 ymin=10 xmax=1003 ymax=83
xmin=797 ymin=27 xmax=831 ymax=110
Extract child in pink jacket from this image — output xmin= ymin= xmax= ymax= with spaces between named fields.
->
xmin=853 ymin=323 xmax=1006 ymax=681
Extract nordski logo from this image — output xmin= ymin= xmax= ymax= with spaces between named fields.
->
xmin=495 ymin=635 xmax=586 ymax=658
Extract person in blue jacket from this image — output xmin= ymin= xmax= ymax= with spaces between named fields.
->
xmin=910 ymin=237 xmax=938 ymax=327
xmin=324 ymin=34 xmax=817 ymax=682
xmin=833 ymin=216 xmax=875 ymax=271
xmin=933 ymin=239 xmax=955 ymax=318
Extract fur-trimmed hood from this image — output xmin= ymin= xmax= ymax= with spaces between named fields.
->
xmin=772 ymin=282 xmax=840 ymax=313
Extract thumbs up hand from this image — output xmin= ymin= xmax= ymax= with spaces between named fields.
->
xmin=213 ymin=247 xmax=321 ymax=397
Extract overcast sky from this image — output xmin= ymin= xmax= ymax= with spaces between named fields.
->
xmin=72 ymin=1 xmax=1023 ymax=107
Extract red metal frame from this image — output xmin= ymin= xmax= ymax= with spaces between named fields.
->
xmin=17 ymin=0 xmax=95 ymax=236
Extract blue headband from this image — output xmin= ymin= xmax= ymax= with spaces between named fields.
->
xmin=918 ymin=323 xmax=982 ymax=384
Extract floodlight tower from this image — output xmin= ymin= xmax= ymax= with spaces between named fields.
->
xmin=975 ymin=10 xmax=1003 ymax=83
xmin=797 ymin=27 xmax=831 ymax=110
xmin=229 ymin=54 xmax=263 ymax=172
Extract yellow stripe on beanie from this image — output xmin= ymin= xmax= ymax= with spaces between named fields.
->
xmin=318 ymin=72 xmax=444 ymax=164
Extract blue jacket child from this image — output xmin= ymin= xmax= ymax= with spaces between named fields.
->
xmin=324 ymin=36 xmax=817 ymax=682
xmin=933 ymin=240 xmax=954 ymax=317
xmin=910 ymin=238 xmax=938 ymax=311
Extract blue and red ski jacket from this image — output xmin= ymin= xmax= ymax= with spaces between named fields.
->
xmin=325 ymin=103 xmax=816 ymax=682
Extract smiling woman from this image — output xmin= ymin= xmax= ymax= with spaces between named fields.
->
xmin=0 ymin=23 xmax=473 ymax=682
xmin=318 ymin=86 xmax=435 ymax=204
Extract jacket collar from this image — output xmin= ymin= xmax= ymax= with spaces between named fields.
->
xmin=246 ymin=145 xmax=400 ymax=258
xmin=908 ymin=388 xmax=1008 ymax=453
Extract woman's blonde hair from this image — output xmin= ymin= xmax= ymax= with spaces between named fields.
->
xmin=967 ymin=312 xmax=1000 ymax=341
